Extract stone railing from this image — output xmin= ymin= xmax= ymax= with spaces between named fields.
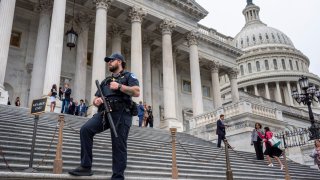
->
xmin=197 ymin=24 xmax=233 ymax=45
xmin=189 ymin=100 xmax=280 ymax=129
xmin=239 ymin=91 xmax=320 ymax=121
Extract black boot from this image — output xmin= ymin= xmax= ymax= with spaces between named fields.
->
xmin=69 ymin=166 xmax=93 ymax=176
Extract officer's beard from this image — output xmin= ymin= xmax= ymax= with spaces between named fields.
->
xmin=109 ymin=64 xmax=119 ymax=73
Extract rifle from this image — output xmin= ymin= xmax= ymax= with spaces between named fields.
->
xmin=95 ymin=80 xmax=118 ymax=138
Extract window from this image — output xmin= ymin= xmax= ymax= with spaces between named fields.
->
xmin=265 ymin=60 xmax=269 ymax=70
xmin=87 ymin=52 xmax=92 ymax=66
xmin=256 ymin=61 xmax=260 ymax=72
xmin=248 ymin=63 xmax=252 ymax=73
xmin=182 ymin=80 xmax=191 ymax=93
xmin=259 ymin=34 xmax=263 ymax=41
xmin=265 ymin=33 xmax=269 ymax=40
xmin=296 ymin=61 xmax=299 ymax=70
xmin=10 ymin=30 xmax=22 ymax=47
xmin=202 ymin=86 xmax=210 ymax=98
xmin=240 ymin=65 xmax=244 ymax=75
xmin=273 ymin=59 xmax=278 ymax=70
xmin=289 ymin=60 xmax=293 ymax=70
xmin=281 ymin=59 xmax=286 ymax=70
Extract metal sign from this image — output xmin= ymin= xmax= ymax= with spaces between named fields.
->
xmin=30 ymin=98 xmax=47 ymax=115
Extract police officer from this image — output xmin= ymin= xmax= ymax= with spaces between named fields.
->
xmin=69 ymin=53 xmax=140 ymax=180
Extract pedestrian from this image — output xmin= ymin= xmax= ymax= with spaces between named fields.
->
xmin=7 ymin=97 xmax=11 ymax=105
xmin=251 ymin=122 xmax=264 ymax=160
xmin=143 ymin=102 xmax=148 ymax=127
xmin=78 ymin=99 xmax=87 ymax=117
xmin=137 ymin=101 xmax=144 ymax=127
xmin=15 ymin=97 xmax=20 ymax=107
xmin=68 ymin=98 xmax=76 ymax=115
xmin=257 ymin=127 xmax=284 ymax=170
xmin=145 ymin=105 xmax=153 ymax=128
xmin=216 ymin=114 xmax=229 ymax=148
xmin=58 ymin=87 xmax=63 ymax=100
xmin=61 ymin=83 xmax=72 ymax=114
xmin=310 ymin=139 xmax=320 ymax=170
xmin=49 ymin=84 xmax=58 ymax=112
xmin=69 ymin=53 xmax=140 ymax=180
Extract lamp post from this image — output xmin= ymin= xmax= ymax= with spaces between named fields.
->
xmin=292 ymin=75 xmax=320 ymax=140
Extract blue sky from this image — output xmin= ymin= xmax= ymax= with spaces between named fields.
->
xmin=196 ymin=0 xmax=320 ymax=77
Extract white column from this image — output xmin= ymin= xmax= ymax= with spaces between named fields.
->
xmin=42 ymin=0 xmax=67 ymax=95
xmin=286 ymin=81 xmax=294 ymax=106
xmin=275 ymin=82 xmax=282 ymax=103
xmin=90 ymin=0 xmax=111 ymax=103
xmin=73 ymin=13 xmax=92 ymax=102
xmin=129 ymin=6 xmax=146 ymax=103
xmin=243 ymin=87 xmax=247 ymax=92
xmin=0 ymin=0 xmax=16 ymax=89
xmin=109 ymin=24 xmax=124 ymax=53
xmin=142 ymin=36 xmax=152 ymax=105
xmin=186 ymin=31 xmax=203 ymax=115
xmin=265 ymin=83 xmax=270 ymax=99
xmin=160 ymin=19 xmax=181 ymax=131
xmin=210 ymin=61 xmax=222 ymax=109
xmin=254 ymin=84 xmax=259 ymax=96
xmin=29 ymin=1 xmax=52 ymax=104
xmin=228 ymin=69 xmax=240 ymax=103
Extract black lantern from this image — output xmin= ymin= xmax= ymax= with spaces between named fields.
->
xmin=66 ymin=0 xmax=78 ymax=50
xmin=292 ymin=75 xmax=320 ymax=140
xmin=298 ymin=76 xmax=309 ymax=90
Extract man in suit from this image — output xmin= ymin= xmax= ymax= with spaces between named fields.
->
xmin=216 ymin=114 xmax=229 ymax=148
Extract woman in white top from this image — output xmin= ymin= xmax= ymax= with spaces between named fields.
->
xmin=49 ymin=84 xmax=57 ymax=112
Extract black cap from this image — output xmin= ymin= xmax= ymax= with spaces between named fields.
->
xmin=104 ymin=53 xmax=125 ymax=63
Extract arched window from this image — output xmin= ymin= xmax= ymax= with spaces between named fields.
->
xmin=273 ymin=59 xmax=278 ymax=70
xmin=281 ymin=59 xmax=286 ymax=70
xmin=248 ymin=63 xmax=252 ymax=73
xmin=296 ymin=61 xmax=299 ymax=70
xmin=265 ymin=60 xmax=269 ymax=70
xmin=256 ymin=61 xmax=261 ymax=72
xmin=240 ymin=65 xmax=244 ymax=75
xmin=289 ymin=60 xmax=293 ymax=70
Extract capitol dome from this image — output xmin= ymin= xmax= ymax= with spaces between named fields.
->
xmin=233 ymin=3 xmax=294 ymax=50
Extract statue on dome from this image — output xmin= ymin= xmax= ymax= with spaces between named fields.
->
xmin=247 ymin=0 xmax=253 ymax=5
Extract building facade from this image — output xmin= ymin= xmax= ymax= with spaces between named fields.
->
xmin=0 ymin=0 xmax=319 ymax=166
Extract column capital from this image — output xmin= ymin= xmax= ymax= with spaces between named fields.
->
xmin=109 ymin=23 xmax=125 ymax=38
xmin=128 ymin=6 xmax=146 ymax=23
xmin=75 ymin=12 xmax=93 ymax=32
xmin=186 ymin=30 xmax=199 ymax=46
xmin=93 ymin=0 xmax=112 ymax=10
xmin=159 ymin=19 xmax=176 ymax=35
xmin=228 ymin=68 xmax=239 ymax=80
xmin=210 ymin=60 xmax=221 ymax=73
xmin=36 ymin=0 xmax=53 ymax=14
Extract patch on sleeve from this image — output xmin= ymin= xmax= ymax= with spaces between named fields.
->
xmin=130 ymin=73 xmax=137 ymax=79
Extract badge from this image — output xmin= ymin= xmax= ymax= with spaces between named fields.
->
xmin=130 ymin=73 xmax=137 ymax=79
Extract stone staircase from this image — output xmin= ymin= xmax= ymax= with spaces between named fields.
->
xmin=0 ymin=104 xmax=318 ymax=180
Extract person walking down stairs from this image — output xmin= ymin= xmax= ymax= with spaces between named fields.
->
xmin=310 ymin=139 xmax=320 ymax=170
xmin=258 ymin=127 xmax=284 ymax=170
xmin=251 ymin=122 xmax=264 ymax=160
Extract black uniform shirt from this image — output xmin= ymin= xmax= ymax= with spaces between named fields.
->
xmin=95 ymin=71 xmax=139 ymax=111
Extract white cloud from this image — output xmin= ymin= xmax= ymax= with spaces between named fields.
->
xmin=196 ymin=0 xmax=320 ymax=77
